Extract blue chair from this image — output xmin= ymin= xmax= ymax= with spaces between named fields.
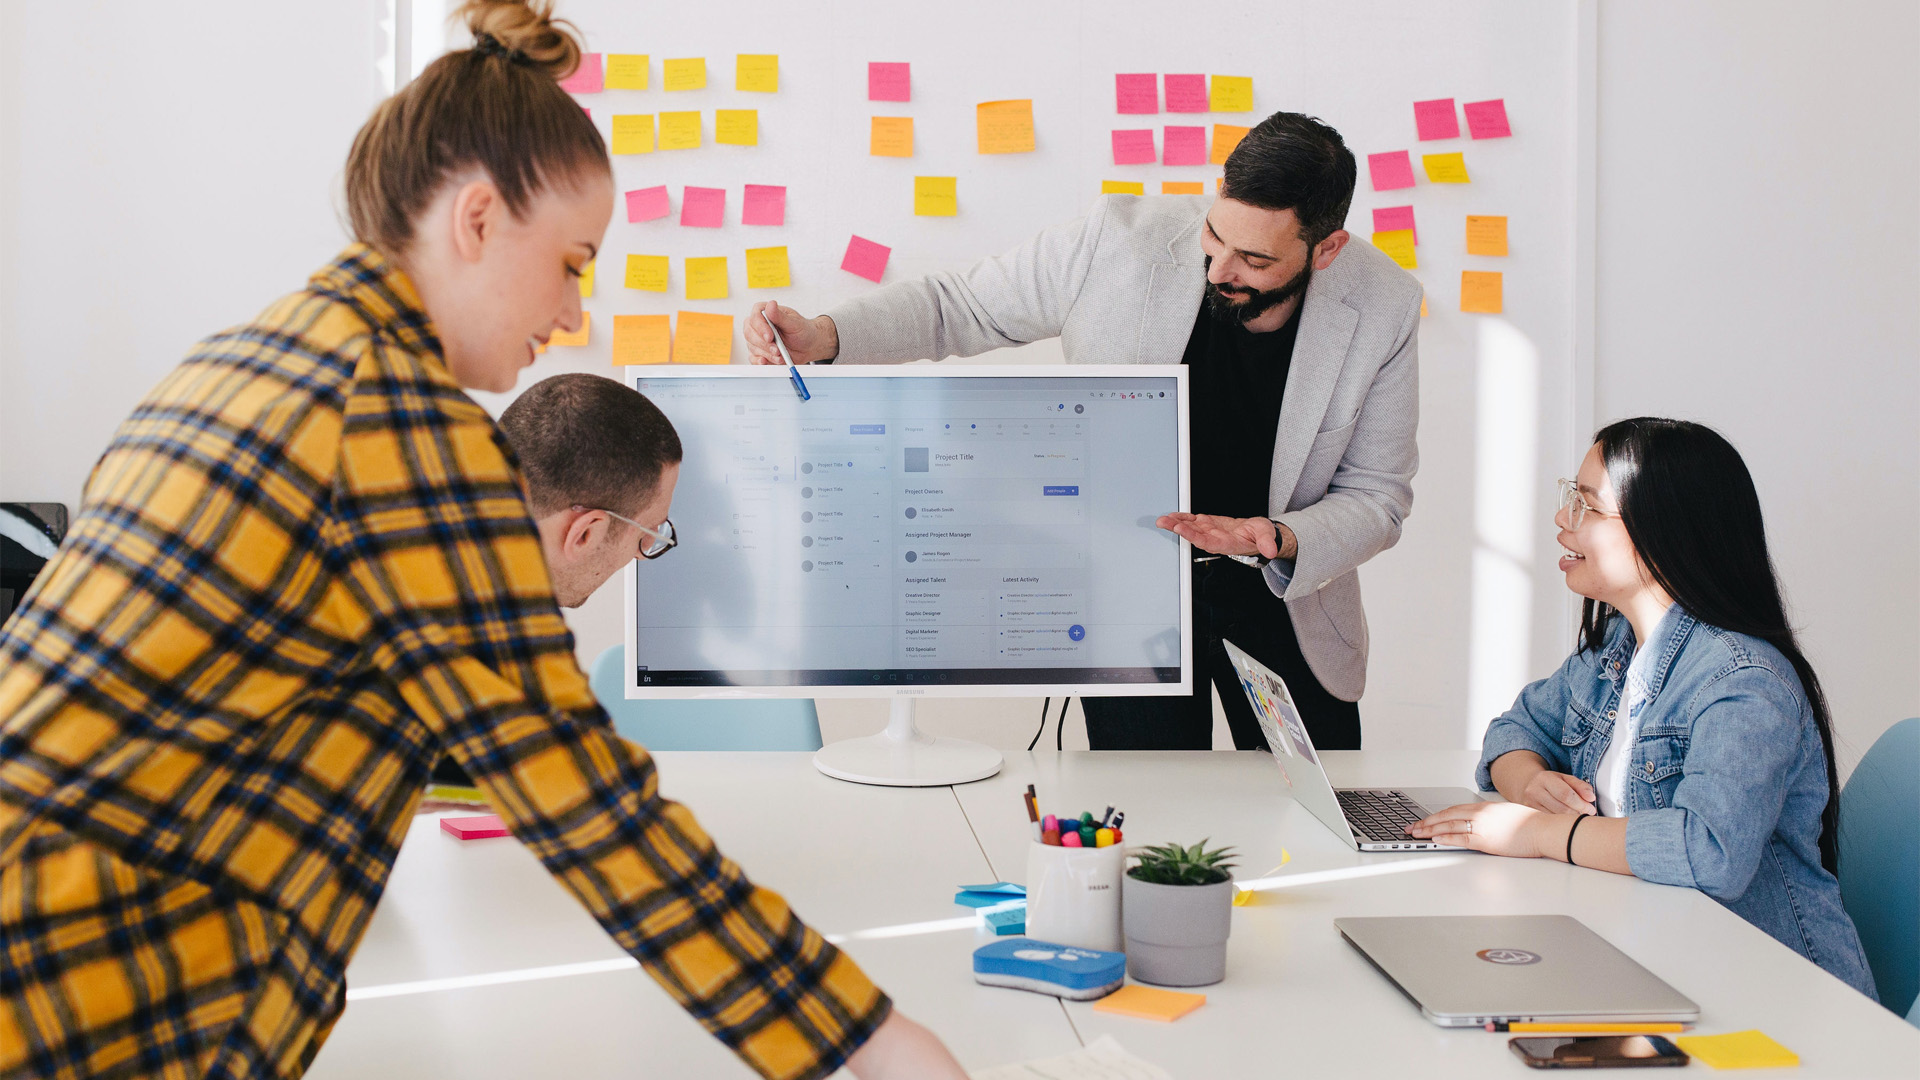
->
xmin=1838 ymin=717 xmax=1920 ymax=1021
xmin=587 ymin=646 xmax=823 ymax=751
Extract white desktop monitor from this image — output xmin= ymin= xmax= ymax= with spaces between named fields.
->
xmin=620 ymin=364 xmax=1191 ymax=785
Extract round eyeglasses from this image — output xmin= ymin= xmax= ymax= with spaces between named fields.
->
xmin=576 ymin=505 xmax=677 ymax=559
xmin=1556 ymin=479 xmax=1618 ymax=531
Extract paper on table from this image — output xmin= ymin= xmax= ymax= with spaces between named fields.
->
xmin=626 ymin=185 xmax=670 ymax=223
xmin=1466 ymin=215 xmax=1508 ymax=256
xmin=1161 ymin=181 xmax=1203 ymax=194
xmin=680 ymin=186 xmax=725 ymax=227
xmin=841 ymin=235 xmax=891 ymax=282
xmin=1162 ymin=125 xmax=1207 ymax=166
xmin=1371 ymin=229 xmax=1417 ymax=270
xmin=914 ymin=175 xmax=958 ymax=216
xmin=547 ymin=313 xmax=589 ymax=347
xmin=1461 ymin=270 xmax=1503 ymax=313
xmin=1209 ymin=74 xmax=1253 ymax=112
xmin=612 ymin=314 xmax=670 ymax=366
xmin=736 ymin=54 xmax=777 ymax=92
xmin=1115 ymin=73 xmax=1158 ymax=114
xmin=1423 ymin=152 xmax=1471 ymax=183
xmin=1164 ymin=73 xmax=1207 ymax=113
xmin=1672 ymin=1030 xmax=1799 ymax=1069
xmin=868 ymin=61 xmax=911 ymax=102
xmin=557 ymin=53 xmax=602 ymax=94
xmin=624 ymin=254 xmax=669 ymax=292
xmin=663 ymin=57 xmax=705 ymax=91
xmin=742 ymin=184 xmax=786 ymax=225
xmin=1368 ymin=151 xmax=1417 ymax=191
xmin=870 ymin=116 xmax=913 ymax=157
xmin=1111 ymin=129 xmax=1156 ymax=165
xmin=744 ymin=246 xmax=790 ymax=289
xmin=605 ymin=54 xmax=647 ymax=90
xmin=610 ymin=114 xmax=654 ymax=155
xmin=1209 ymin=123 xmax=1249 ymax=165
xmin=1413 ymin=97 xmax=1459 ymax=140
xmin=659 ymin=111 xmax=701 ymax=150
xmin=672 ymin=311 xmax=732 ymax=364
xmin=715 ymin=109 xmax=758 ymax=146
xmin=1100 ymin=180 xmax=1145 ymax=195
xmin=685 ymin=256 xmax=728 ymax=300
xmin=1373 ymin=205 xmax=1418 ymax=244
xmin=967 ymin=1035 xmax=1173 ymax=1080
xmin=577 ymin=260 xmax=594 ymax=298
xmin=977 ymin=99 xmax=1035 ymax=154
xmin=1464 ymin=98 xmax=1512 ymax=139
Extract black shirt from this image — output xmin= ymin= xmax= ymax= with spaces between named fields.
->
xmin=1183 ymin=302 xmax=1302 ymax=520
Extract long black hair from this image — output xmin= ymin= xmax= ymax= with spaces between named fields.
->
xmin=1579 ymin=418 xmax=1841 ymax=875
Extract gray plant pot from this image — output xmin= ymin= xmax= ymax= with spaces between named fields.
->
xmin=1121 ymin=873 xmax=1233 ymax=986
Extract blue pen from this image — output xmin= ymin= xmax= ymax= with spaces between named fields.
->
xmin=762 ymin=309 xmax=809 ymax=401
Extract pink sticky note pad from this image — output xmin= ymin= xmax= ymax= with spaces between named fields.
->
xmin=1373 ymin=205 xmax=1417 ymax=244
xmin=441 ymin=814 xmax=510 ymax=840
xmin=869 ymin=62 xmax=911 ymax=102
xmin=681 ymin=186 xmax=726 ymax=228
xmin=1413 ymin=98 xmax=1459 ymax=141
xmin=1111 ymin=129 xmax=1156 ymax=165
xmin=558 ymin=53 xmax=603 ymax=95
xmin=1165 ymin=74 xmax=1208 ymax=113
xmin=625 ymin=185 xmax=670 ymax=223
xmin=743 ymin=184 xmax=786 ymax=226
xmin=1464 ymin=99 xmax=1512 ymax=139
xmin=1163 ymin=125 xmax=1207 ymax=167
xmin=1368 ymin=150 xmax=1416 ymax=191
xmin=1116 ymin=73 xmax=1158 ymax=114
xmin=841 ymin=235 xmax=891 ymax=283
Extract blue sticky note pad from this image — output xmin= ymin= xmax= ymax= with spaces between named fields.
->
xmin=956 ymin=891 xmax=1010 ymax=908
xmin=959 ymin=882 xmax=1026 ymax=895
xmin=973 ymin=938 xmax=1126 ymax=1000
xmin=983 ymin=905 xmax=1027 ymax=935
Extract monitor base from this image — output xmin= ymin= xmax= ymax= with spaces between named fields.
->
xmin=813 ymin=699 xmax=1003 ymax=787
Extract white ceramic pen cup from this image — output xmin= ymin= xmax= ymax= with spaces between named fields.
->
xmin=1024 ymin=839 xmax=1125 ymax=952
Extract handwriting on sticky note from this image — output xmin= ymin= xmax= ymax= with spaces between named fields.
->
xmin=745 ymin=246 xmax=791 ymax=289
xmin=547 ymin=312 xmax=589 ymax=347
xmin=1209 ymin=75 xmax=1253 ymax=112
xmin=610 ymin=114 xmax=654 ymax=155
xmin=626 ymin=185 xmax=670 ymax=223
xmin=1162 ymin=125 xmax=1207 ymax=167
xmin=1466 ymin=215 xmax=1508 ymax=256
xmin=659 ymin=111 xmax=702 ymax=150
xmin=680 ymin=186 xmax=725 ymax=228
xmin=914 ymin=176 xmax=957 ymax=216
xmin=715 ymin=109 xmax=758 ymax=146
xmin=1367 ymin=150 xmax=1416 ymax=191
xmin=736 ymin=54 xmax=777 ymax=93
xmin=1165 ymin=73 xmax=1207 ymax=113
xmin=605 ymin=54 xmax=647 ymax=90
xmin=841 ymin=235 xmax=891 ymax=283
xmin=672 ymin=311 xmax=732 ymax=364
xmin=1672 ymin=1030 xmax=1799 ymax=1070
xmin=742 ymin=184 xmax=786 ymax=226
xmin=1111 ymin=129 xmax=1156 ymax=165
xmin=868 ymin=61 xmax=910 ymax=102
xmin=1413 ymin=98 xmax=1459 ymax=140
xmin=1373 ymin=206 xmax=1417 ymax=243
xmin=558 ymin=53 xmax=602 ymax=94
xmin=870 ymin=116 xmax=913 ymax=157
xmin=1460 ymin=270 xmax=1502 ymax=314
xmin=977 ymin=100 xmax=1035 ymax=154
xmin=1464 ymin=98 xmax=1512 ymax=139
xmin=578 ymin=260 xmax=595 ymax=298
xmin=612 ymin=314 xmax=670 ymax=366
xmin=625 ymin=254 xmax=669 ymax=292
xmin=663 ymin=57 xmax=705 ymax=91
xmin=1423 ymin=152 xmax=1470 ymax=183
xmin=1209 ymin=123 xmax=1249 ymax=165
xmin=684 ymin=256 xmax=728 ymax=300
xmin=1371 ymin=229 xmax=1417 ymax=270
xmin=1162 ymin=181 xmax=1204 ymax=194
xmin=1101 ymin=180 xmax=1145 ymax=196
xmin=1116 ymin=73 xmax=1158 ymax=114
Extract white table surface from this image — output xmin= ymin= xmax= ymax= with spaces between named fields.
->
xmin=309 ymin=751 xmax=1920 ymax=1078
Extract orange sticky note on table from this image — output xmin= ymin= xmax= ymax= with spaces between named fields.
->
xmin=1423 ymin=152 xmax=1471 ymax=183
xmin=870 ymin=116 xmax=914 ymax=157
xmin=1673 ymin=1030 xmax=1799 ymax=1069
xmin=914 ymin=176 xmax=958 ymax=216
xmin=672 ymin=311 xmax=733 ymax=364
xmin=976 ymin=99 xmax=1035 ymax=154
xmin=1162 ymin=181 xmax=1205 ymax=195
xmin=1210 ymin=123 xmax=1250 ymax=165
xmin=546 ymin=313 xmax=589 ymax=348
xmin=1101 ymin=180 xmax=1145 ymax=196
xmin=1092 ymin=985 xmax=1206 ymax=1022
xmin=612 ymin=315 xmax=670 ymax=366
xmin=1372 ymin=229 xmax=1417 ymax=270
xmin=1461 ymin=270 xmax=1503 ymax=313
xmin=605 ymin=54 xmax=648 ymax=90
xmin=1466 ymin=215 xmax=1509 ymax=256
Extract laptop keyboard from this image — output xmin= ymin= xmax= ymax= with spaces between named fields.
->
xmin=1337 ymin=789 xmax=1429 ymax=843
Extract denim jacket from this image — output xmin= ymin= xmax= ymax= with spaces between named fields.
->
xmin=1477 ymin=608 xmax=1877 ymax=999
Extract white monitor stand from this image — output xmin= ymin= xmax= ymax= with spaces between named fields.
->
xmin=812 ymin=699 xmax=1003 ymax=787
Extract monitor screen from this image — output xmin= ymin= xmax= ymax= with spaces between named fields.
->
xmin=623 ymin=365 xmax=1190 ymax=698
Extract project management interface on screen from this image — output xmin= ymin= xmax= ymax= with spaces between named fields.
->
xmin=631 ymin=373 xmax=1184 ymax=687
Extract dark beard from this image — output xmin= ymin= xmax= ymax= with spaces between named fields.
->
xmin=1204 ymin=256 xmax=1312 ymax=326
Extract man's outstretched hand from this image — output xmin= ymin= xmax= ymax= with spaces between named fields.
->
xmin=1157 ymin=513 xmax=1296 ymax=560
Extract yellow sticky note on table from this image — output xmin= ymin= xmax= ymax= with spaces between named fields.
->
xmin=914 ymin=175 xmax=958 ymax=216
xmin=870 ymin=116 xmax=914 ymax=157
xmin=1101 ymin=180 xmax=1145 ymax=195
xmin=610 ymin=114 xmax=654 ymax=155
xmin=577 ymin=260 xmax=594 ymax=298
xmin=715 ymin=109 xmax=758 ymax=146
xmin=547 ymin=312 xmax=589 ymax=348
xmin=976 ymin=99 xmax=1035 ymax=154
xmin=1466 ymin=215 xmax=1508 ymax=256
xmin=1092 ymin=985 xmax=1206 ymax=1022
xmin=624 ymin=254 xmax=669 ymax=293
xmin=1423 ymin=152 xmax=1471 ymax=183
xmin=612 ymin=314 xmax=670 ymax=366
xmin=663 ymin=57 xmax=705 ymax=91
xmin=1209 ymin=75 xmax=1253 ymax=112
xmin=1372 ymin=229 xmax=1417 ymax=270
xmin=605 ymin=54 xmax=647 ymax=90
xmin=1210 ymin=123 xmax=1250 ymax=165
xmin=672 ymin=311 xmax=733 ymax=365
xmin=659 ymin=111 xmax=702 ymax=150
xmin=1461 ymin=270 xmax=1503 ymax=314
xmin=744 ymin=246 xmax=791 ymax=289
xmin=1673 ymin=1031 xmax=1799 ymax=1069
xmin=685 ymin=256 xmax=729 ymax=300
xmin=736 ymin=54 xmax=778 ymax=92
xmin=1162 ymin=181 xmax=1205 ymax=194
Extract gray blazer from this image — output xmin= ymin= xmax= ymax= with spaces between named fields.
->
xmin=828 ymin=194 xmax=1421 ymax=701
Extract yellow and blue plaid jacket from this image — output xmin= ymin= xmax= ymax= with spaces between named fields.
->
xmin=0 ymin=245 xmax=887 ymax=1080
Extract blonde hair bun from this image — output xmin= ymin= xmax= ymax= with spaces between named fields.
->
xmin=456 ymin=0 xmax=583 ymax=81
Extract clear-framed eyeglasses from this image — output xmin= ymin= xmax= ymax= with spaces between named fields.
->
xmin=1556 ymin=479 xmax=1618 ymax=531
xmin=576 ymin=504 xmax=677 ymax=559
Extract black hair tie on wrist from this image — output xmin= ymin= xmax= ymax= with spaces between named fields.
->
xmin=1566 ymin=813 xmax=1592 ymax=867
xmin=472 ymin=32 xmax=532 ymax=67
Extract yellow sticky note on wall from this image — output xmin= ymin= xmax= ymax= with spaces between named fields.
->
xmin=547 ymin=312 xmax=589 ymax=347
xmin=1461 ymin=270 xmax=1503 ymax=313
xmin=1423 ymin=152 xmax=1471 ymax=183
xmin=625 ymin=254 xmax=669 ymax=293
xmin=736 ymin=54 xmax=778 ymax=92
xmin=1673 ymin=1031 xmax=1799 ymax=1070
xmin=715 ymin=109 xmax=758 ymax=146
xmin=663 ymin=57 xmax=706 ymax=91
xmin=914 ymin=176 xmax=958 ymax=216
xmin=658 ymin=111 xmax=702 ymax=150
xmin=976 ymin=99 xmax=1035 ymax=154
xmin=870 ymin=116 xmax=914 ymax=157
xmin=612 ymin=314 xmax=671 ymax=366
xmin=1162 ymin=181 xmax=1205 ymax=194
xmin=605 ymin=54 xmax=648 ymax=90
xmin=610 ymin=114 xmax=654 ymax=155
xmin=578 ymin=260 xmax=594 ymax=298
xmin=685 ymin=257 xmax=729 ymax=300
xmin=1209 ymin=75 xmax=1253 ymax=112
xmin=1101 ymin=180 xmax=1145 ymax=195
xmin=1466 ymin=215 xmax=1509 ymax=256
xmin=673 ymin=311 xmax=733 ymax=364
xmin=1210 ymin=124 xmax=1250 ymax=165
xmin=1372 ymin=229 xmax=1417 ymax=270
xmin=745 ymin=246 xmax=791 ymax=289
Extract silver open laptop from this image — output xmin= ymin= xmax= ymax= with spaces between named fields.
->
xmin=1223 ymin=639 xmax=1484 ymax=852
xmin=1336 ymin=915 xmax=1701 ymax=1027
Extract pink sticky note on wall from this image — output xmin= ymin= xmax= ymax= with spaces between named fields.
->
xmin=1373 ymin=205 xmax=1418 ymax=244
xmin=869 ymin=62 xmax=911 ymax=102
xmin=1165 ymin=74 xmax=1208 ymax=113
xmin=1413 ymin=98 xmax=1459 ymax=140
xmin=742 ymin=184 xmax=786 ymax=226
xmin=681 ymin=187 xmax=726 ymax=228
xmin=1111 ymin=129 xmax=1156 ymax=165
xmin=1367 ymin=151 xmax=1416 ymax=191
xmin=1464 ymin=99 xmax=1512 ymax=139
xmin=1162 ymin=126 xmax=1207 ymax=166
xmin=841 ymin=235 xmax=891 ymax=283
xmin=1116 ymin=73 xmax=1158 ymax=114
xmin=626 ymin=185 xmax=670 ymax=223
xmin=558 ymin=53 xmax=603 ymax=94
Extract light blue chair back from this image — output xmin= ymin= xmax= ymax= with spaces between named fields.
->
xmin=1838 ymin=717 xmax=1920 ymax=1021
xmin=588 ymin=645 xmax=822 ymax=751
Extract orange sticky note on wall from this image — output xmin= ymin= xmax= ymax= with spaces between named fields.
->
xmin=612 ymin=314 xmax=670 ymax=366
xmin=1092 ymin=985 xmax=1206 ymax=1022
xmin=1210 ymin=124 xmax=1250 ymax=165
xmin=976 ymin=99 xmax=1035 ymax=154
xmin=1461 ymin=270 xmax=1503 ymax=313
xmin=1466 ymin=215 xmax=1509 ymax=256
xmin=871 ymin=116 xmax=914 ymax=157
xmin=547 ymin=312 xmax=589 ymax=347
xmin=1162 ymin=181 xmax=1205 ymax=194
xmin=672 ymin=311 xmax=733 ymax=364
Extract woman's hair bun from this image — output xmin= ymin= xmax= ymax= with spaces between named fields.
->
xmin=456 ymin=0 xmax=583 ymax=81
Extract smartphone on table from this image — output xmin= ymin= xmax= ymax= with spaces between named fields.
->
xmin=1509 ymin=1036 xmax=1689 ymax=1069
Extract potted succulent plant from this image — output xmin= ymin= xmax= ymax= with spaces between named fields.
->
xmin=1122 ymin=840 xmax=1238 ymax=987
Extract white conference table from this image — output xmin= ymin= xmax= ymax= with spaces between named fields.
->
xmin=308 ymin=751 xmax=1920 ymax=1078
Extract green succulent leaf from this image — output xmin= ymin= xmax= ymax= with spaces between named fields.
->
xmin=1125 ymin=838 xmax=1239 ymax=886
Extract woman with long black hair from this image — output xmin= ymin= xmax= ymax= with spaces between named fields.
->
xmin=1408 ymin=417 xmax=1877 ymax=998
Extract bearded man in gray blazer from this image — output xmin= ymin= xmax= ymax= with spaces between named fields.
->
xmin=747 ymin=112 xmax=1420 ymax=752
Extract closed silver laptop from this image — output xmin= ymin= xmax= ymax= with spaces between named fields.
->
xmin=1337 ymin=915 xmax=1701 ymax=1027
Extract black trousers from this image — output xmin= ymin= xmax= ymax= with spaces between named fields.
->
xmin=1082 ymin=559 xmax=1361 ymax=751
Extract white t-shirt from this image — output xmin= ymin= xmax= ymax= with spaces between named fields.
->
xmin=1593 ymin=608 xmax=1673 ymax=817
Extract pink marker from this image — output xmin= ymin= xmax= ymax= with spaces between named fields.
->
xmin=1062 ymin=831 xmax=1084 ymax=848
xmin=1042 ymin=814 xmax=1059 ymax=833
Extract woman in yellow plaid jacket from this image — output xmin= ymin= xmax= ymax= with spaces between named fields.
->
xmin=0 ymin=3 xmax=965 ymax=1078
